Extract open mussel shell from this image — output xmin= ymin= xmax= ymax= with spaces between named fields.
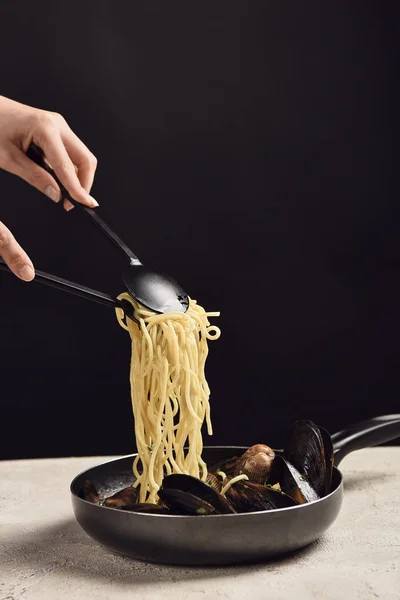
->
xmin=244 ymin=480 xmax=298 ymax=509
xmin=319 ymin=425 xmax=334 ymax=495
xmin=83 ymin=480 xmax=100 ymax=504
xmin=225 ymin=480 xmax=297 ymax=513
xmin=284 ymin=420 xmax=330 ymax=498
xmin=161 ymin=474 xmax=235 ymax=514
xmin=103 ymin=485 xmax=139 ymax=508
xmin=267 ymin=455 xmax=317 ymax=504
xmin=158 ymin=488 xmax=220 ymax=515
xmin=118 ymin=503 xmax=170 ymax=514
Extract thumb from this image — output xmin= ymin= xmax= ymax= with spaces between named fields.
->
xmin=4 ymin=147 xmax=61 ymax=204
xmin=0 ymin=221 xmax=35 ymax=281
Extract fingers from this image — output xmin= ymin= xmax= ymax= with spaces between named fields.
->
xmin=1 ymin=146 xmax=62 ymax=204
xmin=33 ymin=122 xmax=98 ymax=209
xmin=61 ymin=127 xmax=97 ymax=193
xmin=0 ymin=107 xmax=99 ymax=212
xmin=63 ymin=164 xmax=78 ymax=212
xmin=61 ymin=129 xmax=98 ymax=212
xmin=0 ymin=221 xmax=34 ymax=281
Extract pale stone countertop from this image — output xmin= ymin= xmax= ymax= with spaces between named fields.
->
xmin=0 ymin=448 xmax=399 ymax=600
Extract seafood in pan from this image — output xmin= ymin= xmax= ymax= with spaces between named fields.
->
xmin=82 ymin=420 xmax=334 ymax=516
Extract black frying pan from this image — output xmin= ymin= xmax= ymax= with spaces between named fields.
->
xmin=71 ymin=415 xmax=400 ymax=566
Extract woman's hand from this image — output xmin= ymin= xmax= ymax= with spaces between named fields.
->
xmin=0 ymin=95 xmax=98 ymax=281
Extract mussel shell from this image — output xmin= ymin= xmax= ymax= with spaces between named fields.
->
xmin=320 ymin=425 xmax=334 ymax=495
xmin=103 ymin=485 xmax=139 ymax=508
xmin=269 ymin=455 xmax=319 ymax=503
xmin=158 ymin=488 xmax=219 ymax=515
xmin=225 ymin=480 xmax=297 ymax=513
xmin=161 ymin=474 xmax=235 ymax=514
xmin=119 ymin=503 xmax=170 ymax=514
xmin=83 ymin=480 xmax=100 ymax=504
xmin=224 ymin=482 xmax=270 ymax=513
xmin=244 ymin=480 xmax=298 ymax=509
xmin=284 ymin=420 xmax=327 ymax=497
xmin=285 ymin=462 xmax=319 ymax=502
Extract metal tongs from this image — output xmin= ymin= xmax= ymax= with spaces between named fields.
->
xmin=0 ymin=144 xmax=189 ymax=321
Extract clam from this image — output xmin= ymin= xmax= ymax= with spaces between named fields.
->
xmin=84 ymin=420 xmax=335 ymax=517
xmin=243 ymin=444 xmax=275 ymax=458
xmin=236 ymin=448 xmax=275 ymax=484
xmin=209 ymin=445 xmax=275 ymax=486
xmin=206 ymin=472 xmax=223 ymax=493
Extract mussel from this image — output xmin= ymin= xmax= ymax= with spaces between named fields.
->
xmin=118 ymin=503 xmax=170 ymax=514
xmin=267 ymin=455 xmax=316 ymax=504
xmin=103 ymin=485 xmax=139 ymax=508
xmin=284 ymin=420 xmax=334 ymax=498
xmin=159 ymin=474 xmax=236 ymax=515
xmin=319 ymin=425 xmax=334 ymax=495
xmin=83 ymin=480 xmax=100 ymax=504
xmin=83 ymin=419 xmax=335 ymax=517
xmin=225 ymin=479 xmax=297 ymax=513
xmin=158 ymin=488 xmax=220 ymax=515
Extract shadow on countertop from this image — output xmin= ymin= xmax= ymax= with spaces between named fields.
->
xmin=0 ymin=517 xmax=324 ymax=586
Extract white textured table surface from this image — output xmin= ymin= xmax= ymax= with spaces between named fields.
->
xmin=0 ymin=449 xmax=399 ymax=600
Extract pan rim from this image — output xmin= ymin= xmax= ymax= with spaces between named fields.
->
xmin=70 ymin=447 xmax=343 ymax=519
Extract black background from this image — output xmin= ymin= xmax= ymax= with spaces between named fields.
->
xmin=0 ymin=1 xmax=399 ymax=460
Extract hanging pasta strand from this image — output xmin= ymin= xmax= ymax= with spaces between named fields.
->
xmin=116 ymin=295 xmax=221 ymax=503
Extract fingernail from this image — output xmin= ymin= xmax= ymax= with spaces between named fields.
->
xmin=19 ymin=265 xmax=35 ymax=281
xmin=88 ymin=195 xmax=99 ymax=208
xmin=45 ymin=185 xmax=60 ymax=203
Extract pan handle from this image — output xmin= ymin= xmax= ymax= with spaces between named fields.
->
xmin=331 ymin=414 xmax=400 ymax=466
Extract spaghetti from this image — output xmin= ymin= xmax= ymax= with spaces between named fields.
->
xmin=115 ymin=294 xmax=221 ymax=503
